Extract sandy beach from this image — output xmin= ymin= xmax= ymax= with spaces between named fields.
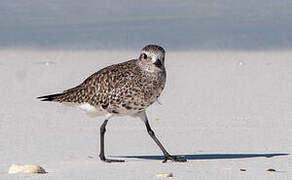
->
xmin=0 ymin=49 xmax=290 ymax=179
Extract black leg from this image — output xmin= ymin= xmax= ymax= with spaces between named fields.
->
xmin=99 ymin=119 xmax=124 ymax=163
xmin=144 ymin=120 xmax=187 ymax=163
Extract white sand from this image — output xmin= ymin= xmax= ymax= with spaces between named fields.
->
xmin=0 ymin=50 xmax=291 ymax=179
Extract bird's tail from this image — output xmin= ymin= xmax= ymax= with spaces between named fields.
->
xmin=37 ymin=93 xmax=65 ymax=102
xmin=37 ymin=85 xmax=85 ymax=103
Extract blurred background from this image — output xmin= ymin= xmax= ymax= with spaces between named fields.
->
xmin=1 ymin=0 xmax=292 ymax=50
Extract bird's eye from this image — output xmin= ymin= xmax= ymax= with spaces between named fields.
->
xmin=142 ymin=53 xmax=147 ymax=59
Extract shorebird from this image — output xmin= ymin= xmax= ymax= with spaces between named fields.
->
xmin=38 ymin=45 xmax=186 ymax=163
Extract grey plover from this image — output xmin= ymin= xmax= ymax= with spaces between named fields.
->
xmin=38 ymin=45 xmax=186 ymax=163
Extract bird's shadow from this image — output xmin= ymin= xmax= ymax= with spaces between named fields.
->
xmin=114 ymin=153 xmax=289 ymax=161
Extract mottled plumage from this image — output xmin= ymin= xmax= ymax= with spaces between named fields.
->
xmin=38 ymin=45 xmax=186 ymax=163
xmin=39 ymin=59 xmax=165 ymax=115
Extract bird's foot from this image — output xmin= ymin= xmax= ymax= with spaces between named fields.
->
xmin=99 ymin=155 xmax=125 ymax=163
xmin=103 ymin=158 xmax=125 ymax=163
xmin=162 ymin=155 xmax=187 ymax=163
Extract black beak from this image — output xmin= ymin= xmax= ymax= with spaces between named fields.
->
xmin=153 ymin=59 xmax=163 ymax=68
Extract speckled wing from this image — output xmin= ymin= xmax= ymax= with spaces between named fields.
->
xmin=38 ymin=59 xmax=140 ymax=109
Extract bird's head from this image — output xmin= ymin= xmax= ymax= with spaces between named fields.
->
xmin=138 ymin=44 xmax=165 ymax=72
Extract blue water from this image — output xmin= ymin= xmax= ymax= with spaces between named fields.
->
xmin=0 ymin=0 xmax=292 ymax=50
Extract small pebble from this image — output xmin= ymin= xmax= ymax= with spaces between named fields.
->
xmin=238 ymin=61 xmax=246 ymax=67
xmin=8 ymin=164 xmax=46 ymax=174
xmin=156 ymin=173 xmax=173 ymax=178
xmin=33 ymin=61 xmax=56 ymax=66
xmin=267 ymin=168 xmax=276 ymax=172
